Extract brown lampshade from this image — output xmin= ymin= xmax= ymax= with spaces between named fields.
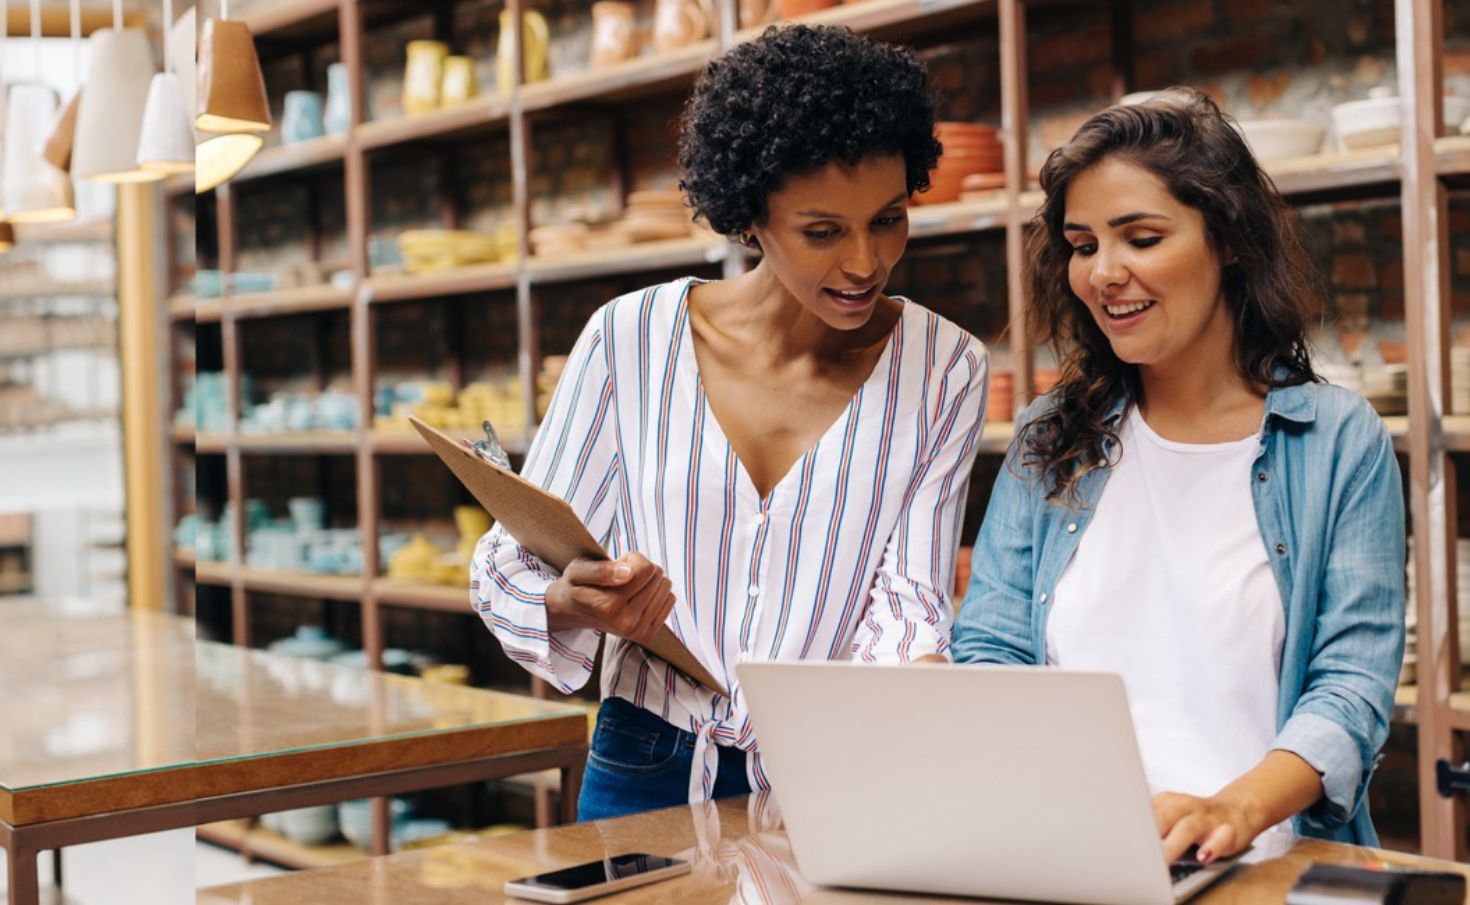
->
xmin=195 ymin=18 xmax=271 ymax=133
xmin=0 ymin=220 xmax=14 ymax=253
xmin=195 ymin=132 xmax=264 ymax=193
xmin=42 ymin=89 xmax=81 ymax=172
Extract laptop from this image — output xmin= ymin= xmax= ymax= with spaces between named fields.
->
xmin=736 ymin=661 xmax=1245 ymax=905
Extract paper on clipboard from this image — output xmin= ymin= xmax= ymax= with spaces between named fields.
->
xmin=409 ymin=416 xmax=729 ymax=697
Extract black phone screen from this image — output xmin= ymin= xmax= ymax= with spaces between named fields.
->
xmin=515 ymin=854 xmax=686 ymax=891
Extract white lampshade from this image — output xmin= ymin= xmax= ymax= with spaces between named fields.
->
xmin=136 ymin=73 xmax=193 ymax=175
xmin=72 ymin=27 xmax=157 ymax=182
xmin=169 ymin=6 xmax=196 ymax=140
xmin=2 ymin=83 xmax=76 ymax=224
xmin=195 ymin=132 xmax=263 ymax=193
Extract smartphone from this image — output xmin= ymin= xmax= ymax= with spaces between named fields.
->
xmin=503 ymin=853 xmax=691 ymax=903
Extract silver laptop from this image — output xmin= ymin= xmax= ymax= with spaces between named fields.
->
xmin=736 ymin=661 xmax=1242 ymax=905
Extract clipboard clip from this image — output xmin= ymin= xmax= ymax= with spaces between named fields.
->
xmin=469 ymin=420 xmax=512 ymax=469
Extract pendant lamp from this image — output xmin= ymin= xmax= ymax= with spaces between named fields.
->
xmin=136 ymin=0 xmax=192 ymax=174
xmin=195 ymin=16 xmax=271 ymax=134
xmin=72 ymin=0 xmax=158 ymax=184
xmin=195 ymin=132 xmax=264 ymax=193
xmin=41 ymin=0 xmax=82 ymax=173
xmin=2 ymin=0 xmax=75 ymax=224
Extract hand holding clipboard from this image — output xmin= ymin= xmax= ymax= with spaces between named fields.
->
xmin=410 ymin=416 xmax=729 ymax=697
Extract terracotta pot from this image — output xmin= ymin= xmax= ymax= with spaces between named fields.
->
xmin=776 ymin=0 xmax=837 ymax=19
xmin=591 ymin=1 xmax=638 ymax=66
xmin=654 ymin=0 xmax=714 ymax=51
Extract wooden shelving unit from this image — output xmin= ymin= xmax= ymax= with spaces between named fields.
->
xmin=166 ymin=0 xmax=1470 ymax=862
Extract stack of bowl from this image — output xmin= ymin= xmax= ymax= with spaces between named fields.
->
xmin=614 ymin=190 xmax=696 ymax=243
xmin=987 ymin=370 xmax=1013 ymax=423
xmin=529 ymin=223 xmax=590 ymax=258
xmin=397 ymin=226 xmax=518 ymax=273
xmin=1362 ymin=363 xmax=1407 ymax=416
xmin=916 ymin=122 xmax=1003 ymax=205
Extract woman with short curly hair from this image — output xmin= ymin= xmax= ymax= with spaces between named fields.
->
xmin=472 ymin=25 xmax=989 ymax=820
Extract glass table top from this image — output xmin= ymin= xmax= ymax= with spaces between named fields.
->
xmin=0 ymin=599 xmax=584 ymax=795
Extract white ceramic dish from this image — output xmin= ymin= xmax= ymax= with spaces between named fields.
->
xmin=1236 ymin=119 xmax=1325 ymax=162
xmin=1333 ymin=89 xmax=1470 ymax=150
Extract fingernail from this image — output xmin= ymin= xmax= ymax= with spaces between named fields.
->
xmin=1197 ymin=849 xmax=1213 ymax=864
xmin=614 ymin=564 xmax=632 ymax=581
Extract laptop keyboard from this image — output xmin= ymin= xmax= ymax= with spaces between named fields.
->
xmin=1170 ymin=860 xmax=1205 ymax=884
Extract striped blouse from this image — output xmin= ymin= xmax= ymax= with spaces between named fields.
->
xmin=471 ymin=277 xmax=988 ymax=802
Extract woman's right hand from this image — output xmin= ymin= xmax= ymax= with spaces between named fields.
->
xmin=545 ymin=552 xmax=678 ymax=644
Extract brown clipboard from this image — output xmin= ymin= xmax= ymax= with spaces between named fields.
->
xmin=410 ymin=416 xmax=729 ymax=697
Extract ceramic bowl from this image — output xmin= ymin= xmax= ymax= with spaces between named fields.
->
xmin=1236 ymin=119 xmax=1325 ymax=162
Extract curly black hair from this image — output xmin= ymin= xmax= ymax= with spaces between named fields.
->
xmin=677 ymin=25 xmax=942 ymax=240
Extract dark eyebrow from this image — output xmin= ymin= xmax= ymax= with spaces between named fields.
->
xmin=1063 ymin=211 xmax=1173 ymax=232
xmin=798 ymin=192 xmax=910 ymax=219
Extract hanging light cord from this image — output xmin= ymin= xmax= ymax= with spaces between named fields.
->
xmin=162 ymin=0 xmax=171 ymax=74
xmin=70 ymin=0 xmax=79 ymax=80
xmin=113 ymin=0 xmax=122 ymax=31
xmin=221 ymin=0 xmax=229 ymax=21
xmin=29 ymin=0 xmax=39 ymax=82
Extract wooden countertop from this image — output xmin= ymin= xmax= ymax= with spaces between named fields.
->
xmin=198 ymin=795 xmax=1470 ymax=903
xmin=0 ymin=601 xmax=586 ymax=826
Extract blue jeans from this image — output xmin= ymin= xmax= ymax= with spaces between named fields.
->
xmin=577 ymin=696 xmax=752 ymax=822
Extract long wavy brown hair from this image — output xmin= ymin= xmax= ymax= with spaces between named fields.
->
xmin=1018 ymin=89 xmax=1320 ymax=505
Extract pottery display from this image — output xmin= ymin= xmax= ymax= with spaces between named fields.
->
xmin=654 ymin=0 xmax=714 ymax=52
xmin=281 ymin=91 xmax=325 ymax=144
xmin=590 ymin=1 xmax=639 ymax=67
xmin=915 ymin=122 xmax=1004 ymax=205
xmin=324 ymin=62 xmax=352 ymax=135
xmin=403 ymin=40 xmax=449 ymax=115
xmin=1331 ymin=87 xmax=1470 ymax=151
xmin=498 ymin=10 xmax=550 ymax=93
xmin=1235 ymin=118 xmax=1325 ymax=162
xmin=440 ymin=55 xmax=478 ymax=105
xmin=776 ymin=0 xmax=837 ymax=19
xmin=739 ymin=0 xmax=778 ymax=27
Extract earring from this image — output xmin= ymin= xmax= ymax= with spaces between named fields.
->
xmin=740 ymin=232 xmax=758 ymax=248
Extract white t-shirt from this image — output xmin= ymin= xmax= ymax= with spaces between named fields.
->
xmin=1048 ymin=406 xmax=1285 ymax=801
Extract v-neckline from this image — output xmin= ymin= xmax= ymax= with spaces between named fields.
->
xmin=678 ymin=278 xmax=905 ymax=506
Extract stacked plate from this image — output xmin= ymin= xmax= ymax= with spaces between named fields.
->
xmin=398 ymin=227 xmax=517 ymax=274
xmin=1403 ymin=537 xmax=1470 ymax=685
xmin=1452 ymin=346 xmax=1470 ymax=415
xmin=614 ymin=190 xmax=697 ymax=243
xmin=916 ymin=122 xmax=1003 ymax=205
xmin=529 ymin=222 xmax=590 ymax=258
xmin=1361 ymin=363 xmax=1407 ymax=416
xmin=960 ymin=171 xmax=1007 ymax=201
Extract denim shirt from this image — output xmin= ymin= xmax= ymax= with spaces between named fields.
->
xmin=952 ymin=380 xmax=1406 ymax=846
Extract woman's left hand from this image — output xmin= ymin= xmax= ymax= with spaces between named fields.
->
xmin=1152 ymin=791 xmax=1256 ymax=865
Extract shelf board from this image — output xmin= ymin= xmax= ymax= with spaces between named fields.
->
xmin=521 ymin=41 xmax=716 ymax=112
xmin=197 ymin=563 xmax=367 ymax=600
xmin=167 ymin=293 xmax=197 ymax=321
xmin=354 ymin=94 xmax=512 ymax=152
xmin=526 ymin=236 xmax=728 ymax=285
xmin=229 ymin=283 xmax=355 ymax=320
xmin=1395 ymin=684 xmax=1470 ymax=732
xmin=163 ymin=172 xmax=193 ymax=197
xmin=909 ymin=195 xmax=1012 ymax=238
xmin=372 ymin=578 xmax=471 ymax=612
xmin=12 ymin=218 xmax=113 ymax=244
xmin=365 ymin=260 xmax=519 ymax=304
xmin=233 ymin=135 xmax=348 ymax=184
xmin=195 ymin=297 xmax=224 ymax=323
xmin=1263 ymin=147 xmax=1399 ymax=198
xmin=198 ymin=820 xmax=367 ymax=872
xmin=0 ymin=278 xmax=114 ymax=300
xmin=196 ymin=432 xmax=229 ymax=453
xmin=370 ymin=428 xmax=532 ymax=456
xmin=194 ymin=561 xmax=233 ymax=587
xmin=235 ymin=432 xmax=359 ymax=453
xmin=738 ymin=0 xmax=995 ymax=44
xmin=169 ymin=424 xmax=195 ymax=445
xmin=175 ymin=546 xmax=196 ymax=568
xmin=241 ymin=0 xmax=342 ymax=42
xmin=1436 ymin=134 xmax=1470 ymax=179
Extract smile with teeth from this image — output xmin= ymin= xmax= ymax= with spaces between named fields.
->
xmin=826 ymin=286 xmax=877 ymax=303
xmin=1103 ymin=299 xmax=1155 ymax=317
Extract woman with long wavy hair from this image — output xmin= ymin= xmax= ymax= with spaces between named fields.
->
xmin=953 ymin=90 xmax=1404 ymax=862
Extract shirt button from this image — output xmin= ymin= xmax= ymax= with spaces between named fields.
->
xmin=754 ymin=512 xmax=766 ymax=525
xmin=1274 ymin=543 xmax=1287 ymax=555
xmin=1039 ymin=593 xmax=1048 ymax=603
xmin=1257 ymin=471 xmax=1269 ymax=482
xmin=1066 ymin=522 xmax=1078 ymax=533
xmin=747 ymin=584 xmax=760 ymax=598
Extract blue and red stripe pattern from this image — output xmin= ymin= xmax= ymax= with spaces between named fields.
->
xmin=471 ymin=277 xmax=988 ymax=801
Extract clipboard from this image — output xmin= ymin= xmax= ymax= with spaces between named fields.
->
xmin=410 ymin=416 xmax=729 ymax=697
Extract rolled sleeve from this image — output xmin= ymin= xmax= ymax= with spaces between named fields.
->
xmin=853 ymin=340 xmax=987 ymax=663
xmin=468 ymin=309 xmax=622 ymax=693
xmin=1272 ymin=711 xmax=1362 ymax=827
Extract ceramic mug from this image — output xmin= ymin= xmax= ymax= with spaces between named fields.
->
xmin=324 ymin=62 xmax=352 ymax=135
xmin=282 ymin=91 xmax=325 ymax=144
xmin=653 ymin=0 xmax=713 ymax=52
xmin=590 ymin=1 xmax=638 ymax=67
xmin=403 ymin=39 xmax=449 ymax=115
xmin=441 ymin=55 xmax=479 ymax=104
